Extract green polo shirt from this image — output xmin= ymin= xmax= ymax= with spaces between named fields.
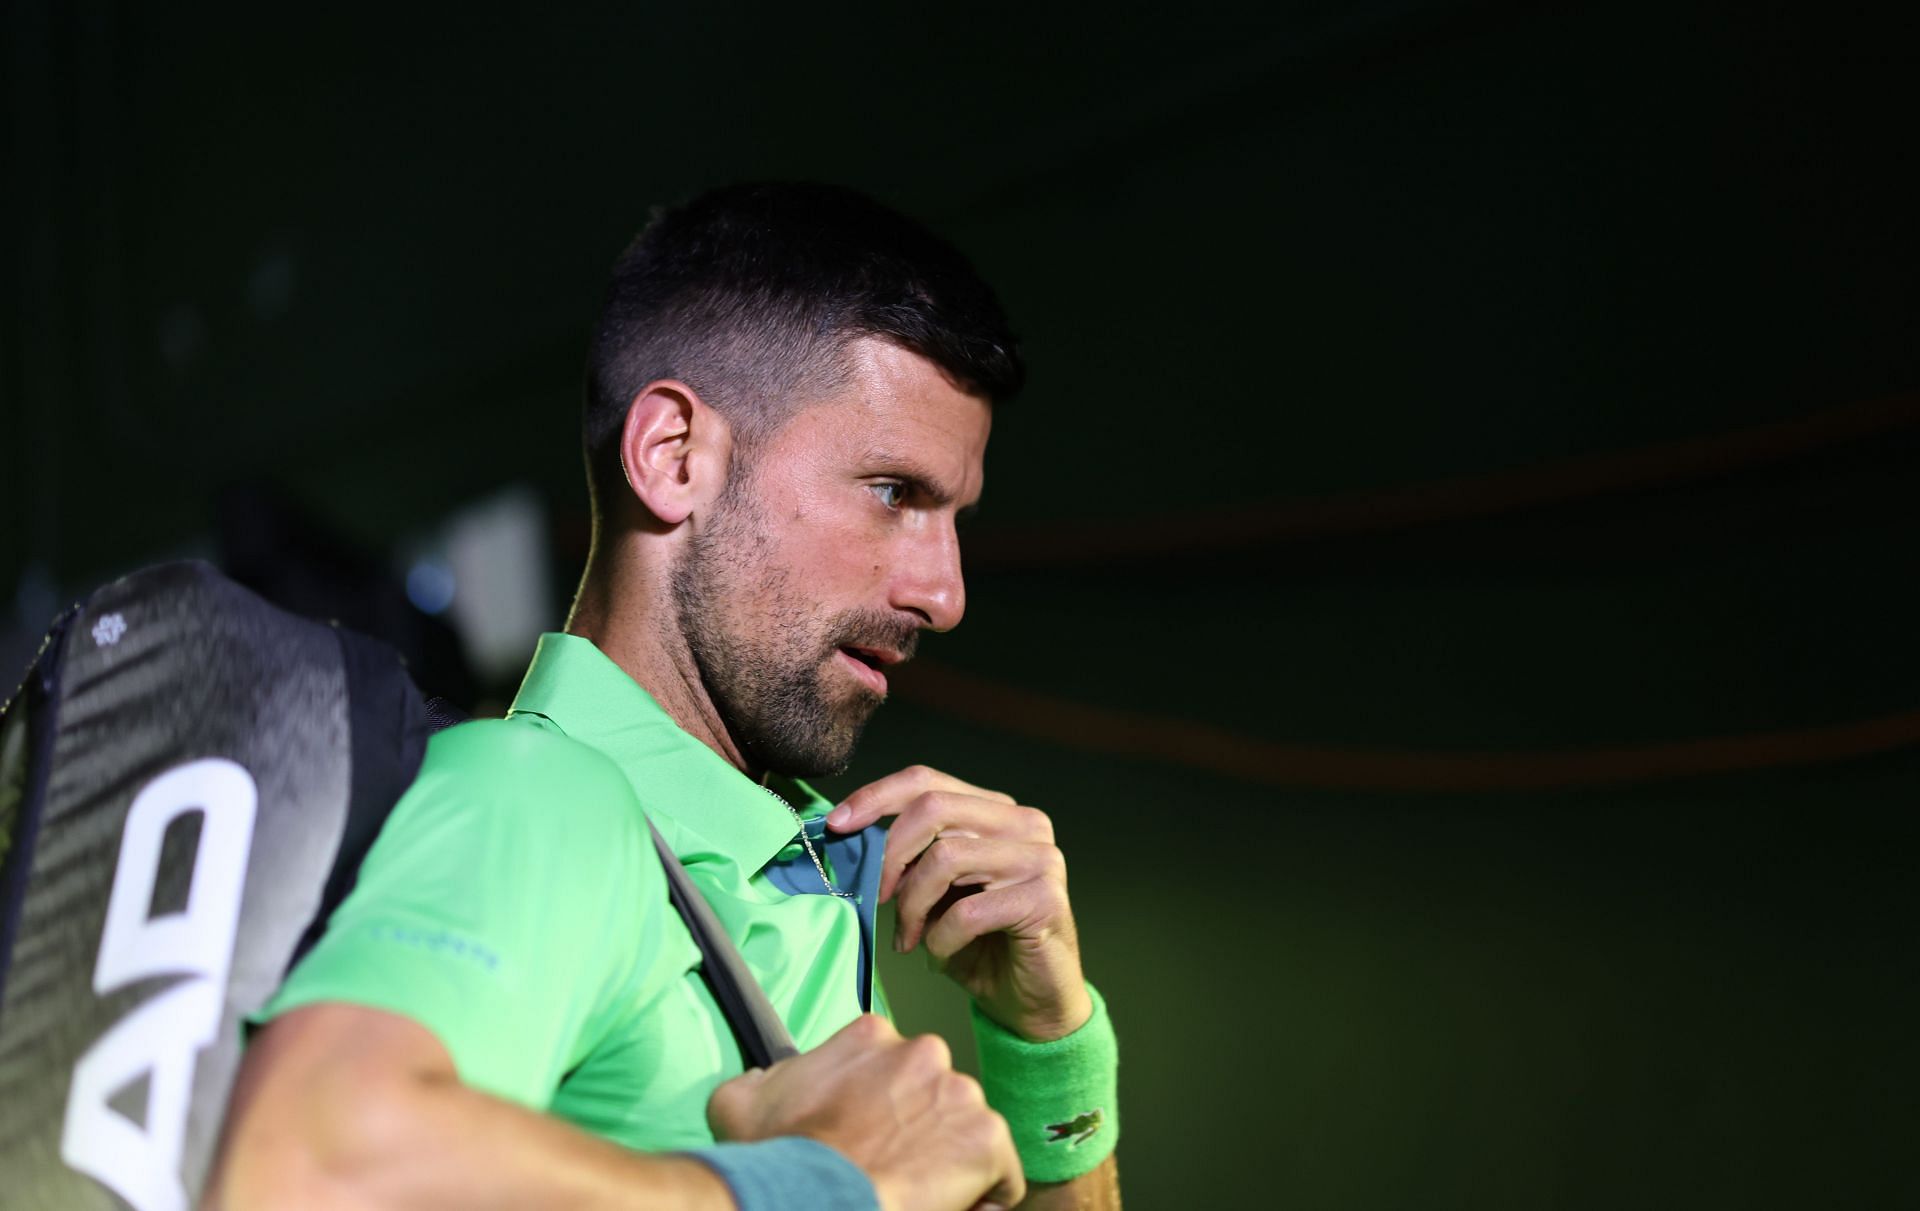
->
xmin=262 ymin=633 xmax=884 ymax=1150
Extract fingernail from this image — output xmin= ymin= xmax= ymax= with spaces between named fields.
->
xmin=827 ymin=805 xmax=851 ymax=828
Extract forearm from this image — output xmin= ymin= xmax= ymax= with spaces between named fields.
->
xmin=205 ymin=1011 xmax=734 ymax=1211
xmin=1021 ymin=1154 xmax=1121 ymax=1210
xmin=215 ymin=1075 xmax=730 ymax=1211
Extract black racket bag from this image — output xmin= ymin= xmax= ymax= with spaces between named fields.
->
xmin=0 ymin=560 xmax=430 ymax=1211
xmin=0 ymin=559 xmax=792 ymax=1211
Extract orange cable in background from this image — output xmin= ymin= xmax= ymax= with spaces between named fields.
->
xmin=965 ymin=391 xmax=1920 ymax=568
xmin=893 ymin=660 xmax=1920 ymax=793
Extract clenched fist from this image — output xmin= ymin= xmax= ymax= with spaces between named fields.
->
xmin=709 ymin=1014 xmax=1024 ymax=1211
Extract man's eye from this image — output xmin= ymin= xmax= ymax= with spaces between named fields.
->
xmin=870 ymin=482 xmax=908 ymax=509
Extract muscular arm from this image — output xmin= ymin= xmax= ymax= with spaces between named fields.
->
xmin=203 ymin=1003 xmax=732 ymax=1211
xmin=207 ymin=1003 xmax=1026 ymax=1211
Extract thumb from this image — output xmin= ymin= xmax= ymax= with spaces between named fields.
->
xmin=706 ymin=1066 xmax=768 ymax=1137
xmin=825 ymin=797 xmax=868 ymax=833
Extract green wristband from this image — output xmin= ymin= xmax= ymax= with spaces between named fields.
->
xmin=970 ymin=983 xmax=1119 ymax=1182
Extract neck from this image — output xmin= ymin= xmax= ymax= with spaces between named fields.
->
xmin=564 ymin=536 xmax=754 ymax=775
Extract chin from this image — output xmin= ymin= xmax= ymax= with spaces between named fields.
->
xmin=762 ymin=747 xmax=853 ymax=782
xmin=763 ymin=711 xmax=877 ymax=780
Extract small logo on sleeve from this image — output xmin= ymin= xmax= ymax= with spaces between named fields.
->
xmin=1044 ymin=1108 xmax=1105 ymax=1148
xmin=91 ymin=613 xmax=128 ymax=647
xmin=368 ymin=924 xmax=501 ymax=971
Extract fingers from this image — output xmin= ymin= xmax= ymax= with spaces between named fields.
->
xmin=811 ymin=1012 xmax=899 ymax=1061
xmin=811 ymin=1016 xmax=948 ymax=1105
xmin=921 ymin=878 xmax=1060 ymax=962
xmin=892 ymin=837 xmax=1060 ymax=952
xmin=827 ymin=764 xmax=1014 ymax=833
xmin=873 ymin=1032 xmax=956 ymax=1125
xmin=932 ymin=1068 xmax=1023 ymax=1211
xmin=879 ymin=793 xmax=1054 ymax=903
xmin=978 ymin=1103 xmax=1026 ymax=1210
xmin=705 ymin=1067 xmax=767 ymax=1138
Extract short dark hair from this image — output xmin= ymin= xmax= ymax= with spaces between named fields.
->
xmin=583 ymin=181 xmax=1024 ymax=517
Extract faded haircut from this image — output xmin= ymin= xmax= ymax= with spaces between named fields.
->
xmin=582 ymin=181 xmax=1024 ymax=520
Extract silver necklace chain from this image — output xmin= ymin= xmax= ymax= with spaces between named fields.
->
xmin=761 ymin=783 xmax=854 ymax=900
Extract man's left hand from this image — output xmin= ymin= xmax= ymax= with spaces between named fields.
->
xmin=828 ymin=765 xmax=1093 ymax=1043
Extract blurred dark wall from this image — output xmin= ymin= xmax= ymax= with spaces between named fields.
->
xmin=6 ymin=3 xmax=1917 ymax=1207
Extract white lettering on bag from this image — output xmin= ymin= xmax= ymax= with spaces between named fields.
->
xmin=60 ymin=757 xmax=258 ymax=1211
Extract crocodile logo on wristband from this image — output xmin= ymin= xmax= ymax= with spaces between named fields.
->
xmin=1043 ymin=1108 xmax=1105 ymax=1148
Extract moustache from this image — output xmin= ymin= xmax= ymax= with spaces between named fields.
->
xmin=828 ymin=613 xmax=921 ymax=663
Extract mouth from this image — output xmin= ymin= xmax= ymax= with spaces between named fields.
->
xmin=834 ymin=644 xmax=900 ymax=696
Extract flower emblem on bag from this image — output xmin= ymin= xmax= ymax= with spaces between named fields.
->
xmin=91 ymin=613 xmax=128 ymax=648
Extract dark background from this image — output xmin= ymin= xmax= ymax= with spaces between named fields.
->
xmin=6 ymin=3 xmax=1917 ymax=1206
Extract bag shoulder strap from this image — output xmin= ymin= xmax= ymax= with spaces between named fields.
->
xmin=645 ymin=816 xmax=799 ymax=1069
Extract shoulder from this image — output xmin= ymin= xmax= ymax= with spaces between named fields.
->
xmin=418 ymin=718 xmax=634 ymax=812
xmin=386 ymin=717 xmax=657 ymax=868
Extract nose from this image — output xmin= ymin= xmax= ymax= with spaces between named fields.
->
xmin=891 ymin=517 xmax=966 ymax=633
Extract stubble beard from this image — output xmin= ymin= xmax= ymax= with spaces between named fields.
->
xmin=669 ymin=485 xmax=914 ymax=779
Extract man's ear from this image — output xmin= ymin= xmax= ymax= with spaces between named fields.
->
xmin=618 ymin=380 xmax=732 ymax=526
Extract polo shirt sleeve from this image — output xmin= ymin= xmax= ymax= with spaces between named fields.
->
xmin=258 ymin=719 xmax=672 ymax=1109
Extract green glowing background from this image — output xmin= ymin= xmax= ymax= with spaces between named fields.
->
xmin=6 ymin=4 xmax=1916 ymax=1206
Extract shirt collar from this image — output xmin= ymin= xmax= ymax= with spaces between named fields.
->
xmin=505 ymin=632 xmax=816 ymax=875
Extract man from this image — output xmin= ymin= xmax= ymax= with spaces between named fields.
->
xmin=206 ymin=183 xmax=1120 ymax=1210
